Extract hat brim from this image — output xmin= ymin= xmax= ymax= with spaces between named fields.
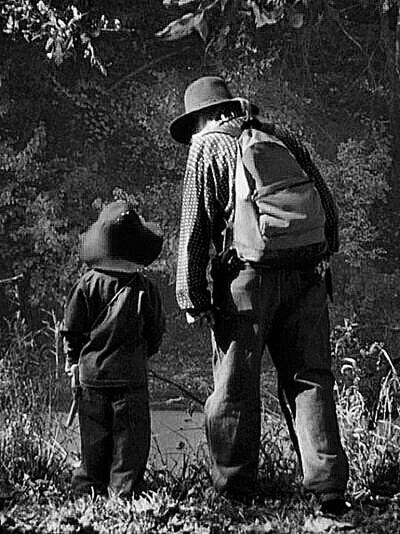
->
xmin=81 ymin=219 xmax=163 ymax=271
xmin=170 ymin=98 xmax=259 ymax=145
xmin=90 ymin=258 xmax=143 ymax=274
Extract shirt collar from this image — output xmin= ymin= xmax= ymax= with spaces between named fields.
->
xmin=191 ymin=117 xmax=244 ymax=143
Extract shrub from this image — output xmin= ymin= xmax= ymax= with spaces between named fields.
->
xmin=0 ymin=313 xmax=69 ymax=486
xmin=317 ymin=121 xmax=391 ymax=266
xmin=332 ymin=319 xmax=400 ymax=499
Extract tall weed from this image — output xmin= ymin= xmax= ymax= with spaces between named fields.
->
xmin=1 ymin=311 xmax=400 ymax=504
xmin=0 ymin=314 xmax=69 ymax=485
xmin=333 ymin=320 xmax=400 ymax=499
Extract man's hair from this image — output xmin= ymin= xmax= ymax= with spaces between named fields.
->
xmin=193 ymin=101 xmax=244 ymax=135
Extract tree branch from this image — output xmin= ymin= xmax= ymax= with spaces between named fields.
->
xmin=148 ymin=368 xmax=206 ymax=407
xmin=108 ymin=47 xmax=191 ymax=94
xmin=0 ymin=274 xmax=24 ymax=285
xmin=324 ymin=1 xmax=364 ymax=54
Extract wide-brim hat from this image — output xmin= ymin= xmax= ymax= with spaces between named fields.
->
xmin=81 ymin=201 xmax=163 ymax=273
xmin=170 ymin=76 xmax=259 ymax=145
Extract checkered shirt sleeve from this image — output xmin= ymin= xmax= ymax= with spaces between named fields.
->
xmin=176 ymin=133 xmax=236 ymax=312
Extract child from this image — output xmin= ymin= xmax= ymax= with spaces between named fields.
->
xmin=62 ymin=201 xmax=165 ymax=498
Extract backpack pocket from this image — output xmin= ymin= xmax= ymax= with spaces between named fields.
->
xmin=254 ymin=178 xmax=326 ymax=248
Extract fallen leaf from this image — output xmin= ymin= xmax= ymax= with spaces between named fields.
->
xmin=303 ymin=515 xmax=353 ymax=533
xmin=243 ymin=521 xmax=275 ymax=533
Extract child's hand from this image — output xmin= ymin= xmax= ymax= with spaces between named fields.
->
xmin=186 ymin=309 xmax=215 ymax=328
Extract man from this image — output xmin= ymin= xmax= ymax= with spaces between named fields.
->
xmin=170 ymin=76 xmax=348 ymax=513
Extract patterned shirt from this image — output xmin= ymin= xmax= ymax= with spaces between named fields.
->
xmin=176 ymin=118 xmax=339 ymax=312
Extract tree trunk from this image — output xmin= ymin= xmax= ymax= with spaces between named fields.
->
xmin=381 ymin=1 xmax=400 ymax=270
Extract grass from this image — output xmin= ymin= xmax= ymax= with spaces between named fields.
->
xmin=1 ymin=314 xmax=400 ymax=532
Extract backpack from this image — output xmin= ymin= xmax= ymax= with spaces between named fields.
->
xmin=226 ymin=127 xmax=328 ymax=267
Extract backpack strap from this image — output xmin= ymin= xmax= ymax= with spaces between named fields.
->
xmin=222 ymin=136 xmax=241 ymax=253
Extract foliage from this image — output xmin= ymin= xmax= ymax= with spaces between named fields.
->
xmin=332 ymin=319 xmax=400 ymax=499
xmin=1 ymin=0 xmax=309 ymax=65
xmin=0 ymin=60 xmax=394 ymax=323
xmin=0 ymin=121 xmax=82 ymax=310
xmin=0 ymin=0 xmax=397 ymax=320
xmin=0 ymin=314 xmax=68 ymax=485
xmin=0 ymin=65 xmax=187 ymax=311
xmin=0 ymin=1 xmax=400 ymax=531
xmin=330 ymin=262 xmax=400 ymax=360
xmin=316 ymin=122 xmax=391 ymax=266
xmin=2 ymin=316 xmax=400 ymax=531
xmin=157 ymin=0 xmax=307 ymax=48
xmin=0 ymin=0 xmax=123 ymax=73
xmin=1 ymin=1 xmax=391 ymax=72
xmin=156 ymin=0 xmax=394 ymax=63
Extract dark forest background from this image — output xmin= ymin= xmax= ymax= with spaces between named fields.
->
xmin=1 ymin=0 xmax=400 ymax=355
xmin=2 ymin=4 xmax=400 ymax=530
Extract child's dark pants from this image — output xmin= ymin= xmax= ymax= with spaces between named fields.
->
xmin=72 ymin=386 xmax=150 ymax=498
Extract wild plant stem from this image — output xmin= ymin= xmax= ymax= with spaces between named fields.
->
xmin=148 ymin=369 xmax=205 ymax=408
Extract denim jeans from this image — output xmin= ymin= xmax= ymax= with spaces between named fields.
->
xmin=72 ymin=386 xmax=150 ymax=498
xmin=206 ymin=264 xmax=348 ymax=497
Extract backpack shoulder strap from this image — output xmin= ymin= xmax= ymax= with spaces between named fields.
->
xmin=232 ymin=126 xmax=286 ymax=204
xmin=239 ymin=127 xmax=287 ymax=152
xmin=223 ymin=128 xmax=254 ymax=251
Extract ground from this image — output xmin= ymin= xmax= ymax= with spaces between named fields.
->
xmin=1 ymin=312 xmax=400 ymax=532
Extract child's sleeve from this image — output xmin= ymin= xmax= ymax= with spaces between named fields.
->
xmin=61 ymin=280 xmax=89 ymax=367
xmin=142 ymin=279 xmax=166 ymax=357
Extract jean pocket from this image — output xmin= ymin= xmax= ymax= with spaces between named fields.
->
xmin=213 ymin=267 xmax=261 ymax=315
